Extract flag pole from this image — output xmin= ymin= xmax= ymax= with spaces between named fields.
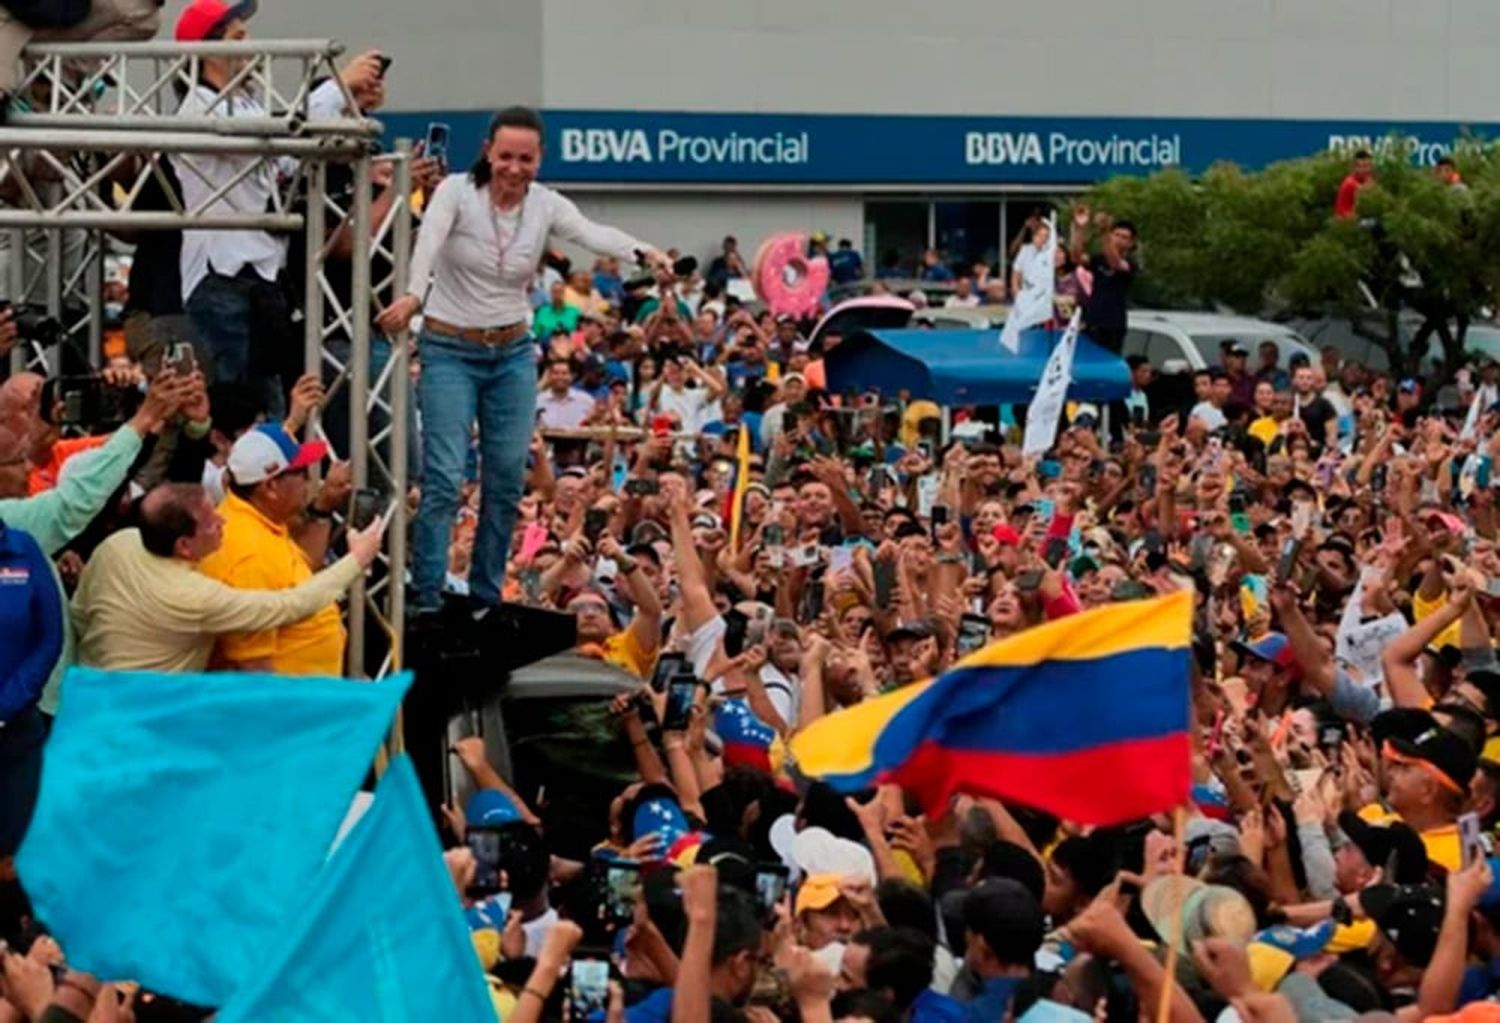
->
xmin=1155 ymin=804 xmax=1187 ymax=1023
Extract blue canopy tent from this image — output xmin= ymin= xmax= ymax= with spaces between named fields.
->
xmin=824 ymin=326 xmax=1131 ymax=405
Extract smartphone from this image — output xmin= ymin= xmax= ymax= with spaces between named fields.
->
xmin=167 ymin=341 xmax=196 ymax=377
xmin=931 ymin=504 xmax=950 ymax=540
xmin=1139 ymin=463 xmax=1158 ymax=494
xmin=466 ymin=826 xmax=504 ymax=897
xmin=867 ymin=464 xmax=888 ymax=493
xmin=598 ymin=860 xmax=642 ymax=926
xmin=624 ymin=477 xmax=660 ymax=497
xmin=801 ymin=577 xmax=826 ymax=621
xmin=424 ymin=121 xmax=450 ymax=170
xmin=956 ymin=613 xmax=991 ymax=657
xmin=873 ymin=558 xmax=897 ymax=606
xmin=1137 ymin=430 xmax=1161 ymax=448
xmin=1318 ymin=721 xmax=1346 ymax=752
xmin=754 ymin=863 xmax=790 ymax=921
xmin=648 ymin=651 xmax=687 ymax=695
xmin=1371 ymin=463 xmax=1389 ymax=492
xmin=1042 ymin=536 xmax=1070 ymax=569
xmin=662 ymin=674 xmax=698 ymax=731
xmin=1479 ymin=455 xmax=1493 ymax=491
xmin=722 ymin=608 xmax=749 ymax=657
xmin=584 ymin=507 xmax=609 ymax=544
xmin=763 ymin=523 xmax=785 ymax=548
xmin=519 ymin=568 xmax=542 ymax=603
xmin=567 ymin=957 xmax=611 ymax=1019
xmin=376 ymin=54 xmax=393 ymax=78
xmin=351 ymin=487 xmax=384 ymax=530
xmin=1460 ymin=811 xmax=1484 ymax=870
xmin=1228 ymin=493 xmax=1250 ymax=534
xmin=1276 ymin=537 xmax=1303 ymax=585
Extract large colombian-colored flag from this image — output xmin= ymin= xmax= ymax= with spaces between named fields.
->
xmin=790 ymin=591 xmax=1193 ymax=825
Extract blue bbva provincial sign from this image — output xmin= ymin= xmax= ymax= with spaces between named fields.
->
xmin=383 ymin=109 xmax=1498 ymax=186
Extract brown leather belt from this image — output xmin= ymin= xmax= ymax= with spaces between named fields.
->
xmin=423 ymin=316 xmax=529 ymax=347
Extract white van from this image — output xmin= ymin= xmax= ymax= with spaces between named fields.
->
xmin=1124 ymin=310 xmax=1319 ymax=376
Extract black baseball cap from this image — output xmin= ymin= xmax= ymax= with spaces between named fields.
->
xmin=1384 ymin=721 xmax=1477 ymax=793
xmin=1361 ymin=883 xmax=1445 ymax=967
xmin=962 ymin=879 xmax=1044 ymax=966
xmin=1335 ymin=812 xmax=1429 ymax=885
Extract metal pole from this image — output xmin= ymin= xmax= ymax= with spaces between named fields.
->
xmin=43 ymin=183 xmax=61 ymax=377
xmin=8 ymin=113 xmax=380 ymax=138
xmin=6 ymin=229 xmax=23 ymax=374
xmin=346 ymin=152 xmax=373 ymax=678
xmin=0 ymin=127 xmax=368 ymax=156
xmin=388 ymin=140 xmax=412 ymax=675
xmin=86 ymin=232 xmax=103 ymax=367
xmin=302 ymin=160 xmax=325 ymax=430
xmin=24 ymin=38 xmax=348 ymax=57
xmin=0 ymin=212 xmax=306 ymax=230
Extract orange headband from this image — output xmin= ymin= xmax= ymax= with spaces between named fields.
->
xmin=1382 ymin=740 xmax=1464 ymax=795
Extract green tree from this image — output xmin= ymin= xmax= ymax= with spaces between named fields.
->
xmin=1076 ymin=140 xmax=1500 ymax=380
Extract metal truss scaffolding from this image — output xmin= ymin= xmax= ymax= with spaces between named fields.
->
xmin=4 ymin=39 xmax=413 ymax=679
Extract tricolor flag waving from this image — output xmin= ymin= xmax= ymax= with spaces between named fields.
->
xmin=790 ymin=592 xmax=1193 ymax=824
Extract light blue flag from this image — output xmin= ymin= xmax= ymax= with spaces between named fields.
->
xmin=17 ymin=667 xmax=411 ymax=1007
xmin=216 ymin=754 xmax=494 ymax=1023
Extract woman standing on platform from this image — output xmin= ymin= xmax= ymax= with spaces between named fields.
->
xmin=378 ymin=107 xmax=671 ymax=611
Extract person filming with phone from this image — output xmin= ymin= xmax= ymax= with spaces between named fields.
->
xmin=376 ymin=105 xmax=672 ymax=613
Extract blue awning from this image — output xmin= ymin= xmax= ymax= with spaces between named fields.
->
xmin=825 ymin=326 xmax=1131 ymax=405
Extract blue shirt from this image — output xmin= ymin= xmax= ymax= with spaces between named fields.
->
xmin=587 ymin=986 xmax=672 ymax=1023
xmin=0 ymin=523 xmax=63 ymax=722
xmin=829 ymin=248 xmax=864 ymax=284
xmin=912 ymin=988 xmax=966 ymax=1023
xmin=594 ymin=269 xmax=624 ymax=305
xmin=962 ymin=976 xmax=1022 ymax=1023
xmin=922 ymin=264 xmax=955 ymax=282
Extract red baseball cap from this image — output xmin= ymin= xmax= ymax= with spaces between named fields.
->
xmin=175 ymin=0 xmax=257 ymax=42
xmin=991 ymin=524 xmax=1022 ymax=546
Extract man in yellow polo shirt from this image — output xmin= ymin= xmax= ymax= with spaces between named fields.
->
xmin=197 ymin=423 xmax=354 ymax=675
xmin=1365 ymin=712 xmax=1478 ymax=873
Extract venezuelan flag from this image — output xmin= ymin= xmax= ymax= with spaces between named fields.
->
xmin=790 ymin=592 xmax=1193 ymax=825
xmin=715 ymin=697 xmax=786 ymax=775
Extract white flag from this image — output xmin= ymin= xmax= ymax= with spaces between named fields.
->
xmin=1022 ymin=309 xmax=1081 ymax=457
xmin=998 ymin=215 xmax=1056 ymax=354
xmin=1462 ymin=382 xmax=1496 ymax=440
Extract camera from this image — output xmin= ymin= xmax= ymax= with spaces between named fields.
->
xmin=0 ymin=301 xmax=65 ymax=347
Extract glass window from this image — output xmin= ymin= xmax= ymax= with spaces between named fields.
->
xmin=934 ymin=201 xmax=1000 ymax=280
xmin=1124 ymin=328 xmax=1184 ymax=368
xmin=865 ymin=201 xmax=927 ymax=279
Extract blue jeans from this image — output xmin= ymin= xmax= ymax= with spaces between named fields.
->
xmin=412 ymin=330 xmax=536 ymax=609
xmin=184 ymin=272 xmax=284 ymax=419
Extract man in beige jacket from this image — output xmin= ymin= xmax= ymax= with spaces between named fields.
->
xmin=71 ymin=481 xmax=382 ymax=674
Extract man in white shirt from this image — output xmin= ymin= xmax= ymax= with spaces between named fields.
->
xmin=1189 ymin=368 xmax=1230 ymax=432
xmin=535 ymin=359 xmax=595 ymax=430
xmin=173 ymin=0 xmax=381 ymax=412
xmin=650 ymin=356 xmax=724 ymax=437
xmin=943 ymin=277 xmax=981 ymax=309
xmin=760 ymin=373 xmax=808 ymax=448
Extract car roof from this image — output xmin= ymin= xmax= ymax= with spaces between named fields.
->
xmin=1129 ymin=309 xmax=1306 ymax=335
xmin=503 ymin=652 xmax=640 ymax=701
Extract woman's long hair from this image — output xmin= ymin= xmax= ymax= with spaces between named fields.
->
xmin=468 ymin=106 xmax=545 ymax=187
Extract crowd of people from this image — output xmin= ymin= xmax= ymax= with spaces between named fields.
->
xmin=5 ymin=5 xmax=1500 ymax=1023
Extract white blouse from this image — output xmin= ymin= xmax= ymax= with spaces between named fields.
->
xmin=407 ymin=175 xmax=650 ymax=329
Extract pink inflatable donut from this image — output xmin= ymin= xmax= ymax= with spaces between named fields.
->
xmin=752 ymin=232 xmax=830 ymax=319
